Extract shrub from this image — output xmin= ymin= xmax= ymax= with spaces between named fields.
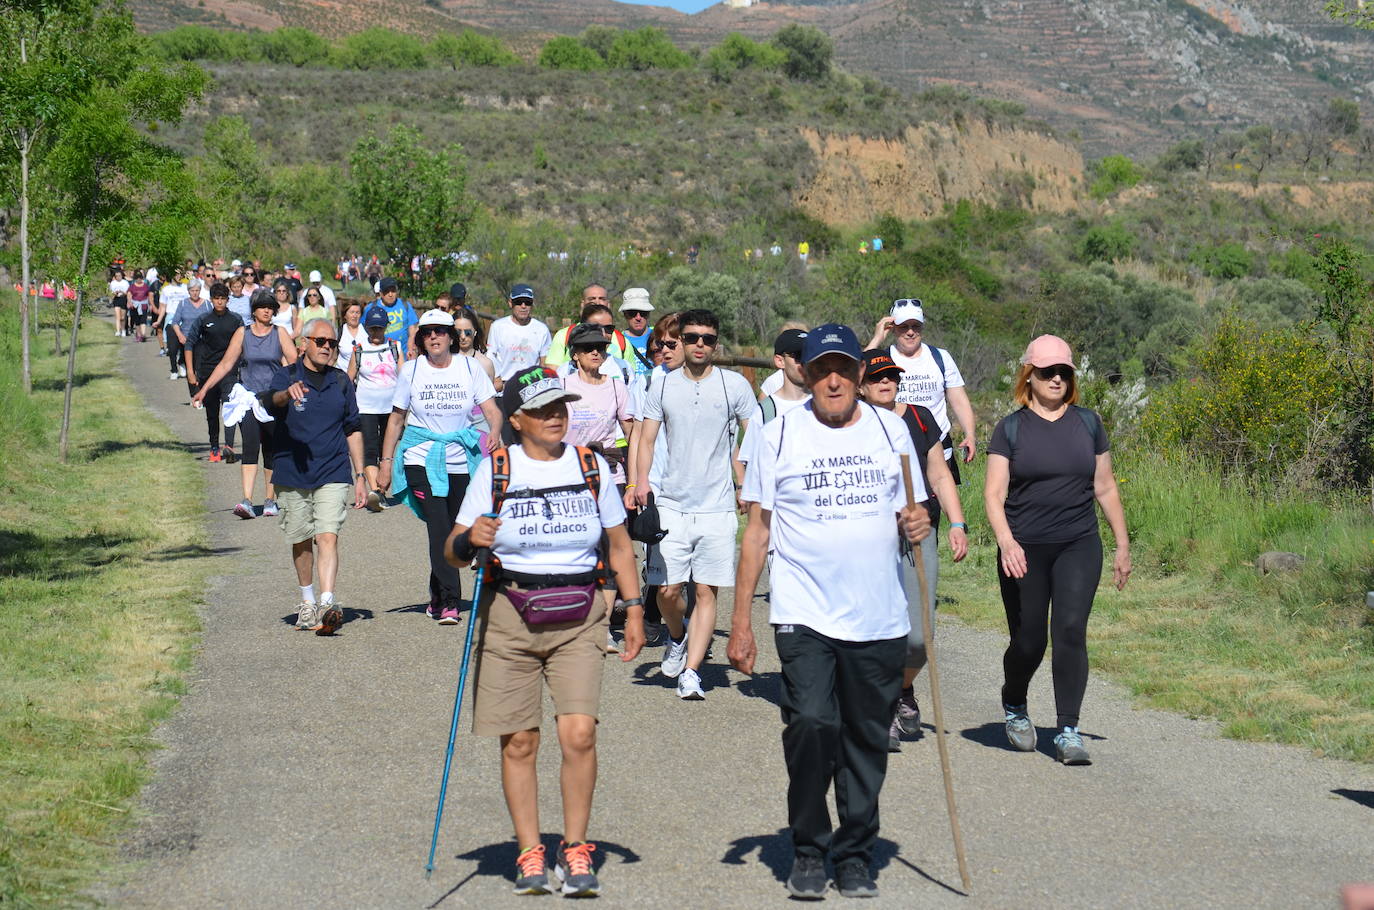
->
xmin=1192 ymin=242 xmax=1255 ymax=279
xmin=605 ymin=27 xmax=692 ymax=71
xmin=538 ymin=36 xmax=606 ymax=71
xmin=1143 ymin=315 xmax=1342 ymax=481
xmin=1077 ymin=220 xmax=1135 ymax=262
xmin=335 ymin=28 xmax=427 ymax=70
xmin=579 ymin=25 xmax=619 ymax=60
xmin=427 ymin=31 xmax=519 ymax=69
xmin=1227 ymin=277 xmax=1317 ymax=324
xmin=1155 ymin=139 xmax=1205 ymax=173
xmin=260 ymin=27 xmax=330 ymax=67
xmin=1089 ymin=153 xmax=1143 ymax=199
xmin=703 ymin=33 xmax=785 ymax=81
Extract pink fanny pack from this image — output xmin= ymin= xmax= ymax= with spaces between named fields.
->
xmin=504 ymin=582 xmax=598 ymax=625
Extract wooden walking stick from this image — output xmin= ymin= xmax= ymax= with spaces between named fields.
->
xmin=900 ymin=454 xmax=972 ymax=891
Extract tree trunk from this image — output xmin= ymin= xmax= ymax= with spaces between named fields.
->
xmin=59 ymin=224 xmax=93 ymax=463
xmin=19 ymin=129 xmax=32 ymax=394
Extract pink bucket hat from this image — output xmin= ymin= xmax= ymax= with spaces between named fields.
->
xmin=1021 ymin=334 xmax=1075 ymax=369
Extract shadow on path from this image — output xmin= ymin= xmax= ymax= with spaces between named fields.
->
xmin=1333 ymin=788 xmax=1374 ymax=809
xmin=277 ymin=607 xmax=374 ymax=630
xmin=86 ymin=437 xmax=192 ymax=460
xmin=32 ymin=371 xmax=113 ymax=392
xmin=429 ymin=839 xmax=641 ymax=905
xmin=961 ymin=721 xmax=1106 ymax=759
xmin=721 ymin=831 xmax=965 ymax=895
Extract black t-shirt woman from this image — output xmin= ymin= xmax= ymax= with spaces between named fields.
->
xmin=985 ymin=334 xmax=1130 ymax=766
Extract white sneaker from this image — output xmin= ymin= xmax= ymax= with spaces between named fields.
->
xmin=168 ymin=371 xmax=178 ymax=381
xmin=660 ymin=636 xmax=688 ymax=679
xmin=177 ymin=365 xmax=186 ymax=378
xmin=295 ymin=602 xmax=319 ymax=630
xmin=605 ymin=629 xmax=620 ymax=654
xmin=676 ymin=667 xmax=704 ymax=700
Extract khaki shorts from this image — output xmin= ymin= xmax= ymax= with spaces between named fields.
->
xmin=275 ymin=483 xmax=350 ymax=544
xmin=472 ymin=586 xmax=607 ymax=736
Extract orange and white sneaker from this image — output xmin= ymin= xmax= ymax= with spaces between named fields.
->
xmin=556 ymin=840 xmax=599 ymax=897
xmin=512 ymin=843 xmax=551 ymax=895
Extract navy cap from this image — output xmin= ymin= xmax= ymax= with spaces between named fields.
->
xmin=449 ymin=282 xmax=467 ymax=300
xmin=364 ymin=307 xmax=387 ymax=328
xmin=509 ymin=283 xmax=534 ymax=301
xmin=378 ymin=276 xmax=399 ymax=293
xmin=802 ymin=323 xmax=862 ymax=364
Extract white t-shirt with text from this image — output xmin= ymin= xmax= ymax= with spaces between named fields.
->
xmin=742 ymin=402 xmax=925 ymax=642
xmin=456 ymin=445 xmax=626 ymax=575
xmin=392 ymin=355 xmax=495 ymax=473
xmin=890 ymin=343 xmax=964 ymax=445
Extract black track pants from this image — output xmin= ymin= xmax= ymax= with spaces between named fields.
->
xmin=997 ymin=533 xmax=1102 ymax=729
xmin=404 ymin=465 xmax=469 ymax=606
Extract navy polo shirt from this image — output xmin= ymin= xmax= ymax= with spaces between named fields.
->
xmin=266 ymin=362 xmax=361 ymax=489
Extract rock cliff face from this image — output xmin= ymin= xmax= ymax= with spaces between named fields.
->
xmin=796 ymin=122 xmax=1083 ymax=224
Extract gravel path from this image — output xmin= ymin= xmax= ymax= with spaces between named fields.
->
xmin=104 ymin=338 xmax=1373 ymax=908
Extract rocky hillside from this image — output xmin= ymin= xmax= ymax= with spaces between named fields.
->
xmin=132 ymin=0 xmax=1374 ymax=154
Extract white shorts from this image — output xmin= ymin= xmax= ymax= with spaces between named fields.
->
xmin=657 ymin=506 xmax=738 ymax=587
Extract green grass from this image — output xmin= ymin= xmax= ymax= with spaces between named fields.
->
xmin=0 ymin=296 xmax=215 ymax=906
xmin=940 ymin=446 xmax=1374 ymax=762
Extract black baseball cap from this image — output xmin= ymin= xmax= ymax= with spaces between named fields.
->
xmin=509 ymin=283 xmax=534 ymax=301
xmin=774 ymin=329 xmax=808 ymax=356
xmin=378 ymin=277 xmax=399 ymax=293
xmin=861 ymin=349 xmax=903 ymax=382
xmin=449 ymin=282 xmax=467 ymax=300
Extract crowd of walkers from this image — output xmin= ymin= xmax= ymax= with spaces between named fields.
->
xmin=135 ymin=258 xmax=1130 ymax=899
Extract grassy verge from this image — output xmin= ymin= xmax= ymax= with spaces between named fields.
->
xmin=0 ymin=295 xmax=215 ymax=906
xmin=940 ymin=447 xmax=1374 ymax=762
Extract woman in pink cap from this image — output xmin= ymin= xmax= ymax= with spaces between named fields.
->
xmin=984 ymin=334 xmax=1130 ymax=765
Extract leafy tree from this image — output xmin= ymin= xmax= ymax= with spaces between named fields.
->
xmin=703 ymin=32 xmax=785 ymax=81
xmin=1045 ymin=265 xmax=1194 ymax=378
xmin=1077 ymin=221 xmax=1135 ymax=262
xmin=770 ymin=24 xmax=832 ymax=82
xmin=579 ymin=25 xmax=619 ymax=60
xmin=657 ymin=266 xmax=744 ymax=338
xmin=261 ymin=27 xmax=329 ymax=67
xmin=189 ymin=116 xmax=279 ymax=256
xmin=335 ymin=28 xmax=427 ymax=70
xmin=1192 ymin=242 xmax=1254 ymax=280
xmin=1229 ymin=277 xmax=1317 ymax=325
xmin=347 ymin=124 xmax=475 ymax=295
xmin=1325 ymin=97 xmax=1361 ymax=136
xmin=605 ymin=27 xmax=691 ymax=71
xmin=1155 ymin=139 xmax=1205 ymax=173
xmin=426 ymin=30 xmax=518 ymax=69
xmin=538 ymin=36 xmax=605 ymax=71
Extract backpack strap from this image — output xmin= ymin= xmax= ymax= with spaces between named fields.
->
xmin=1073 ymin=405 xmax=1100 ymax=439
xmin=1003 ymin=408 xmax=1023 ymax=450
xmin=575 ymin=445 xmax=602 ymax=500
xmin=490 ymin=447 xmax=512 ymax=514
xmin=760 ymin=395 xmax=777 ymax=424
xmin=906 ymin=403 xmax=928 ymax=433
xmin=927 ymin=344 xmax=947 ymax=385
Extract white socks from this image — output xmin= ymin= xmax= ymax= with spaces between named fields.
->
xmin=319 ymin=591 xmax=335 ymax=606
xmin=301 ymin=584 xmax=315 ymax=604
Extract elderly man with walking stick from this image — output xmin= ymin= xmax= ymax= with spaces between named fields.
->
xmin=729 ymin=323 xmax=936 ymax=900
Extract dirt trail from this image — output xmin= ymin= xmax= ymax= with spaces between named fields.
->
xmin=103 ymin=334 xmax=1372 ymax=908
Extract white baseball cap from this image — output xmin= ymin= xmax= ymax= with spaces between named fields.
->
xmin=308 ymin=269 xmax=322 ymax=283
xmin=619 ymin=287 xmax=653 ymax=312
xmin=890 ymin=298 xmax=925 ymax=326
xmin=417 ymin=309 xmax=455 ymax=329
xmin=230 ymin=259 xmax=242 ymax=268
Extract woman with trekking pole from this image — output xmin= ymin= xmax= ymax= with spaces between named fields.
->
xmin=446 ymin=365 xmax=645 ymax=897
xmin=985 ymin=334 xmax=1130 ymax=765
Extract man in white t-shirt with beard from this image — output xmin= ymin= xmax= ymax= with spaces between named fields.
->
xmin=865 ymin=298 xmax=977 ymax=483
xmin=729 ymin=322 xmax=931 ymax=901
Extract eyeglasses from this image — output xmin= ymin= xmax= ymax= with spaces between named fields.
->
xmin=1033 ymin=365 xmax=1074 ymax=381
xmin=274 ymin=288 xmax=290 ymax=295
xmin=682 ymin=332 xmax=718 ymax=347
xmin=308 ymin=336 xmax=338 ymax=349
xmin=456 ymin=329 xmax=475 ymax=337
xmin=659 ymin=339 xmax=679 ymax=350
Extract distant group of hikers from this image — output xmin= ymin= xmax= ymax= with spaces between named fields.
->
xmin=133 ymin=258 xmax=1130 ymax=899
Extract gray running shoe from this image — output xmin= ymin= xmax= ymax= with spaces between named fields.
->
xmin=1004 ymin=703 xmax=1037 ymax=752
xmin=895 ymin=691 xmax=922 ymax=737
xmin=232 ymin=499 xmax=255 ymax=520
xmin=365 ymin=488 xmax=384 ymax=512
xmin=261 ymin=498 xmax=280 ymax=517
xmin=834 ymin=859 xmax=878 ymax=898
xmin=512 ymin=844 xmax=552 ymax=895
xmin=888 ymin=713 xmax=902 ymax=752
xmin=786 ymin=855 xmax=827 ymax=900
xmin=295 ymin=602 xmax=319 ymax=630
xmin=1054 ymin=726 xmax=1092 ymax=765
xmin=660 ymin=635 xmax=688 ymax=679
xmin=555 ymin=841 xmax=599 ymax=897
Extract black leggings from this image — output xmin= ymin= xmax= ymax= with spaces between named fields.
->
xmin=404 ymin=465 xmax=470 ymax=606
xmin=359 ymin=413 xmax=387 ymax=467
xmin=997 ymin=533 xmax=1102 ymax=729
xmin=197 ymin=377 xmax=236 ymax=451
xmin=167 ymin=332 xmax=184 ymax=370
xmin=237 ymin=410 xmax=274 ymax=467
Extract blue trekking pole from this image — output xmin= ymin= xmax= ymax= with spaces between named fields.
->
xmin=424 ymin=513 xmax=497 ymax=879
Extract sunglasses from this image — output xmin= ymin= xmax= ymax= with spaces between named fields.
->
xmin=418 ymin=326 xmax=450 ymax=337
xmin=682 ymin=332 xmax=718 ymax=347
xmin=892 ymin=297 xmax=923 ymax=309
xmin=1033 ymin=365 xmax=1074 ymax=381
xmin=574 ymin=345 xmax=608 ymax=355
xmin=895 ymin=322 xmax=923 ymax=334
xmin=511 ymin=299 xmax=533 ymax=306
xmin=659 ymin=339 xmax=679 ymax=350
xmin=456 ymin=328 xmax=475 ymax=337
xmin=625 ymin=310 xmax=648 ymax=318
xmin=308 ymin=336 xmax=338 ymax=349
